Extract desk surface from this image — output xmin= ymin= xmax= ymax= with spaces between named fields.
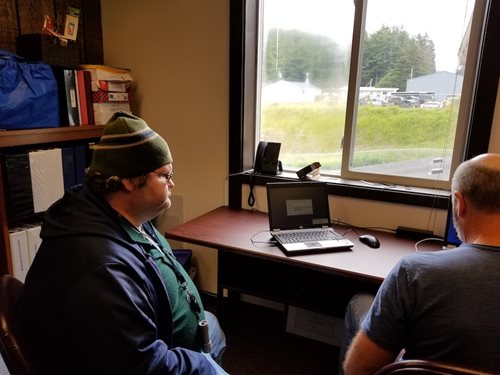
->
xmin=166 ymin=206 xmax=439 ymax=284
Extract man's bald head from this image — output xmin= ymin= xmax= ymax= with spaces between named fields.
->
xmin=452 ymin=153 xmax=500 ymax=213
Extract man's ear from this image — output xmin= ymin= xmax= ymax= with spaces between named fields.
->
xmin=453 ymin=191 xmax=466 ymax=218
xmin=121 ymin=177 xmax=136 ymax=192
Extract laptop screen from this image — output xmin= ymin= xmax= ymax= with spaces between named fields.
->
xmin=266 ymin=182 xmax=331 ymax=231
xmin=444 ymin=198 xmax=462 ymax=247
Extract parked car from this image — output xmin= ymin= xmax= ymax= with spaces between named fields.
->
xmin=421 ymin=101 xmax=442 ymax=109
xmin=371 ymin=98 xmax=388 ymax=106
xmin=388 ymin=95 xmax=418 ymax=108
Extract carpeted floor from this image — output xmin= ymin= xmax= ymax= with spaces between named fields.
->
xmin=211 ymin=301 xmax=339 ymax=375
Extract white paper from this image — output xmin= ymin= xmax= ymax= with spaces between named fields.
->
xmin=29 ymin=149 xmax=65 ymax=213
xmin=8 ymin=228 xmax=29 ymax=283
xmin=24 ymin=224 xmax=42 ymax=265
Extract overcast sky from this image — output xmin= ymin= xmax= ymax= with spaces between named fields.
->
xmin=264 ymin=0 xmax=476 ymax=72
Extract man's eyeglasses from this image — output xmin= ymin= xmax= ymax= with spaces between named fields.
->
xmin=152 ymin=171 xmax=174 ymax=183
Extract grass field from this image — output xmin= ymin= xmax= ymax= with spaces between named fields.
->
xmin=260 ymin=102 xmax=459 ymax=170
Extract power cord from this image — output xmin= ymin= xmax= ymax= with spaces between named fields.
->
xmin=225 ymin=169 xmax=257 ymax=207
xmin=250 ymin=230 xmax=276 ymax=247
xmin=248 ymin=171 xmax=256 ymax=207
xmin=414 ymin=237 xmax=445 ymax=253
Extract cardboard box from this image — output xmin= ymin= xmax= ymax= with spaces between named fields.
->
xmin=80 ymin=64 xmax=133 ymax=84
xmin=93 ymin=91 xmax=130 ymax=103
xmin=93 ymin=102 xmax=131 ymax=125
xmin=93 ymin=80 xmax=131 ymax=93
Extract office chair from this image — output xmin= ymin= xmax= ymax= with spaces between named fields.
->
xmin=0 ymin=274 xmax=33 ymax=375
xmin=374 ymin=359 xmax=493 ymax=375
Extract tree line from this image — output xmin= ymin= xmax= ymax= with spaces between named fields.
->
xmin=264 ymin=26 xmax=437 ymax=91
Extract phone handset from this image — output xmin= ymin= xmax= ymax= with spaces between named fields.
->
xmin=253 ymin=141 xmax=281 ymax=175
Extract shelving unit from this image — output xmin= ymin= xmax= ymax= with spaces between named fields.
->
xmin=0 ymin=126 xmax=104 ymax=148
xmin=0 ymin=0 xmax=106 ymax=277
xmin=0 ymin=126 xmax=104 ymax=275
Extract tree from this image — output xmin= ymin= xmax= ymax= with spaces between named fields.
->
xmin=362 ymin=26 xmax=436 ymax=90
xmin=263 ymin=26 xmax=436 ymax=92
xmin=264 ymin=29 xmax=346 ymax=88
xmin=361 ymin=26 xmax=409 ymax=87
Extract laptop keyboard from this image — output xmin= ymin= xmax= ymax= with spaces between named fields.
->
xmin=274 ymin=229 xmax=342 ymax=244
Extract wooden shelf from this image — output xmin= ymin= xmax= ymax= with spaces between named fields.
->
xmin=0 ymin=126 xmax=105 ymax=148
xmin=0 ymin=125 xmax=105 ymax=275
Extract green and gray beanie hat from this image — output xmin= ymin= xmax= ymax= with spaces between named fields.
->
xmin=89 ymin=112 xmax=173 ymax=178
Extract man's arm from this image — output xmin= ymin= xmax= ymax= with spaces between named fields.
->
xmin=343 ymin=330 xmax=398 ymax=375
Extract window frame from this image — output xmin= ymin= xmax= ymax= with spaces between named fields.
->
xmin=341 ymin=0 xmax=486 ymax=190
xmin=228 ymin=0 xmax=499 ymax=210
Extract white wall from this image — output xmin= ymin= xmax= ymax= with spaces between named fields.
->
xmin=101 ymin=2 xmax=500 ymax=294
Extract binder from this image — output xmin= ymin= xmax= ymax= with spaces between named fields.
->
xmin=73 ymin=145 xmax=88 ymax=185
xmin=8 ymin=228 xmax=30 ymax=282
xmin=83 ymin=70 xmax=95 ymax=125
xmin=29 ymin=149 xmax=65 ymax=213
xmin=62 ymin=147 xmax=77 ymax=190
xmin=63 ymin=69 xmax=79 ymax=126
xmin=61 ymin=145 xmax=88 ymax=187
xmin=76 ymin=70 xmax=88 ymax=125
xmin=3 ymin=153 xmax=34 ymax=222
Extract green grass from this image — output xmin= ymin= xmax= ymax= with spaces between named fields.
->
xmin=260 ymin=103 xmax=459 ymax=170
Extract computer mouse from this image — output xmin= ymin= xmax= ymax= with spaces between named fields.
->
xmin=359 ymin=234 xmax=380 ymax=249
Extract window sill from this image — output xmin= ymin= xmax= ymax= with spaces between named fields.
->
xmin=231 ymin=171 xmax=450 ymax=210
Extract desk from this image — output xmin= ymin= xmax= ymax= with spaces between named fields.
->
xmin=166 ymin=206 xmax=438 ymax=317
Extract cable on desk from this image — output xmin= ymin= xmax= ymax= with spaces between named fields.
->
xmin=414 ymin=237 xmax=445 ymax=253
xmin=337 ymin=227 xmax=355 ymax=237
xmin=250 ymin=230 xmax=276 ymax=247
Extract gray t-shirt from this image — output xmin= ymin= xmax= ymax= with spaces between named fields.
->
xmin=361 ymin=244 xmax=500 ymax=371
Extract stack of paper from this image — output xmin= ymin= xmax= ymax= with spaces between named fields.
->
xmin=8 ymin=228 xmax=30 ymax=282
xmin=80 ymin=64 xmax=133 ymax=124
xmin=8 ymin=224 xmax=42 ymax=282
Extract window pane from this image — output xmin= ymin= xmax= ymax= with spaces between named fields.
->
xmin=259 ymin=0 xmax=355 ymax=172
xmin=350 ymin=0 xmax=476 ymax=180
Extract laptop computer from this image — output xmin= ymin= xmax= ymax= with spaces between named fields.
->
xmin=443 ymin=197 xmax=462 ymax=248
xmin=266 ymin=181 xmax=354 ymax=255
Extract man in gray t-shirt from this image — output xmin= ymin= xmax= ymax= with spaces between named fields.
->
xmin=342 ymin=153 xmax=500 ymax=374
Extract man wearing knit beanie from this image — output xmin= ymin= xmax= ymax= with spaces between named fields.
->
xmin=89 ymin=111 xmax=173 ymax=178
xmin=20 ymin=112 xmax=228 ymax=374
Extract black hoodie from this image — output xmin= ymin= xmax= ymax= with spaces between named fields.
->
xmin=19 ymin=185 xmax=216 ymax=375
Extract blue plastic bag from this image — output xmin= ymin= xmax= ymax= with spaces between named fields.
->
xmin=0 ymin=50 xmax=59 ymax=129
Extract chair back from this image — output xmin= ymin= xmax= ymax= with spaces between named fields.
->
xmin=374 ymin=359 xmax=493 ymax=375
xmin=0 ymin=274 xmax=33 ymax=375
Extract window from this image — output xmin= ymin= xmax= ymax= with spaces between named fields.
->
xmin=252 ymin=0 xmax=486 ymax=189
